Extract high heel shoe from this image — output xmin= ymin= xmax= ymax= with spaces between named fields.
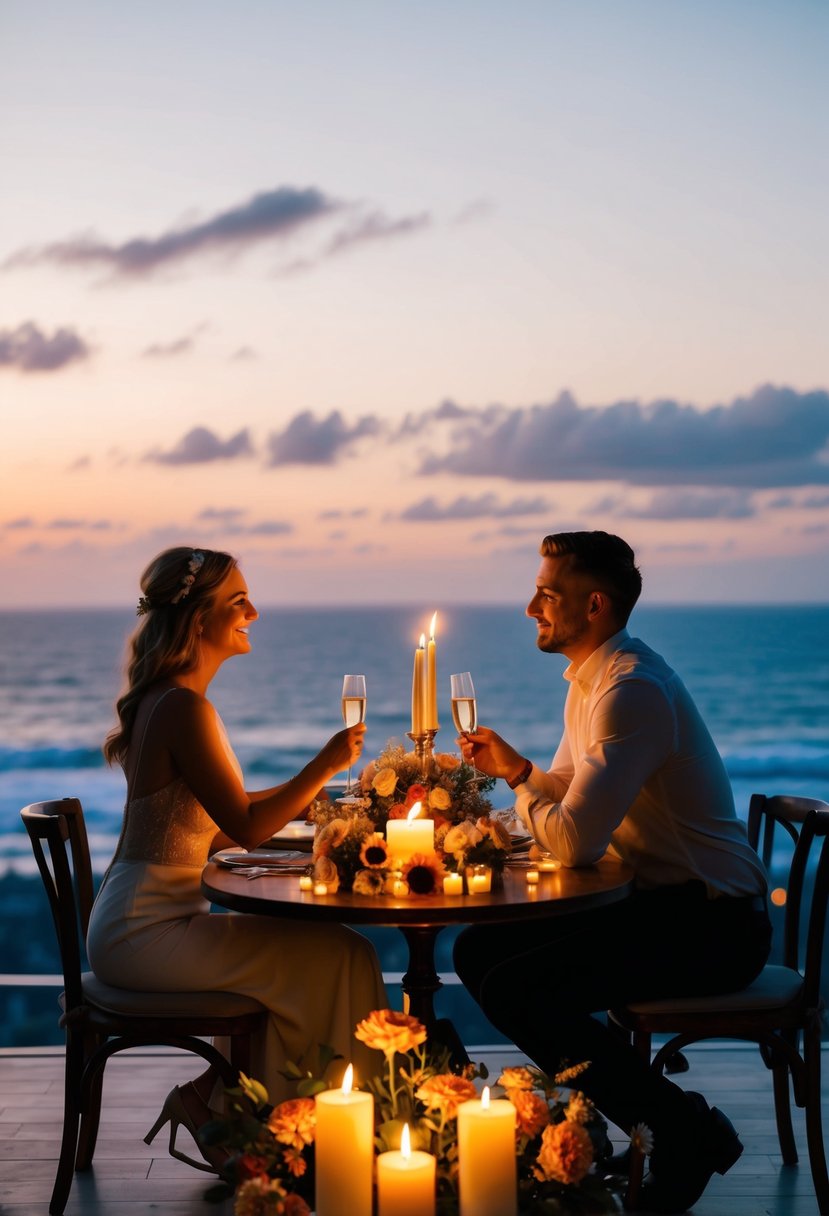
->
xmin=144 ymin=1083 xmax=226 ymax=1175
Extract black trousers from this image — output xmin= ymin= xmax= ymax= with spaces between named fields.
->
xmin=453 ymin=881 xmax=771 ymax=1156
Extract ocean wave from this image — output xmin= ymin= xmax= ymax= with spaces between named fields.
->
xmin=724 ymin=744 xmax=829 ymax=780
xmin=0 ymin=745 xmax=105 ymax=771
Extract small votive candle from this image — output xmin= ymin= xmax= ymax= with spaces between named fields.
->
xmin=468 ymin=865 xmax=491 ymax=894
xmin=525 ymin=869 xmax=539 ymax=885
xmin=298 ymin=875 xmax=314 ymax=891
xmin=443 ymin=872 xmax=463 ymax=896
xmin=392 ymin=879 xmax=409 ymax=897
xmin=313 ymin=882 xmax=328 ymax=896
xmin=537 ymin=855 xmax=560 ymax=872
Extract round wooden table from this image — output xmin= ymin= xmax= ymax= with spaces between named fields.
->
xmin=202 ymin=856 xmax=633 ymax=1035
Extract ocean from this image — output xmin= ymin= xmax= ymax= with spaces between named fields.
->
xmin=2 ymin=604 xmax=828 ymax=874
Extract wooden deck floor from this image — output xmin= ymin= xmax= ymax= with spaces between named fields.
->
xmin=0 ymin=1043 xmax=825 ymax=1215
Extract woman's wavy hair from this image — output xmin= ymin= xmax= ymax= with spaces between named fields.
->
xmin=104 ymin=546 xmax=237 ymax=767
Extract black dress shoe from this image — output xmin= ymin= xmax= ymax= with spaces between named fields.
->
xmin=604 ymin=1091 xmax=708 ymax=1178
xmin=628 ymin=1106 xmax=743 ymax=1214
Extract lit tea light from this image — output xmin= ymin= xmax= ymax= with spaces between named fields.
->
xmin=313 ymin=882 xmax=328 ymax=896
xmin=298 ymin=875 xmax=314 ymax=891
xmin=443 ymin=872 xmax=463 ymax=896
xmin=525 ymin=869 xmax=539 ymax=885
xmin=468 ymin=865 xmax=491 ymax=893
xmin=537 ymin=856 xmax=560 ymax=872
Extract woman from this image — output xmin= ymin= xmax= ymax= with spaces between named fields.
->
xmin=87 ymin=547 xmax=386 ymax=1172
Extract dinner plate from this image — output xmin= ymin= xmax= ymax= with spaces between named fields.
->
xmin=265 ymin=822 xmax=316 ymax=850
xmin=210 ymin=848 xmax=309 ymax=869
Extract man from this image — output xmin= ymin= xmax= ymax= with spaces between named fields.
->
xmin=454 ymin=531 xmax=770 ymax=1214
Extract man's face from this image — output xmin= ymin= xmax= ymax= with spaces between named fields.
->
xmin=525 ymin=555 xmax=595 ymax=656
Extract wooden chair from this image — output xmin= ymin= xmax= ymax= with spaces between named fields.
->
xmin=21 ymin=797 xmax=267 ymax=1216
xmin=609 ymin=794 xmax=829 ymax=1213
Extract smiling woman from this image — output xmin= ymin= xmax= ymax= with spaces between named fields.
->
xmin=85 ymin=544 xmax=386 ymax=1174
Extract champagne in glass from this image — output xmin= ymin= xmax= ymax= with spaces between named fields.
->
xmin=450 ymin=672 xmax=481 ymax=779
xmin=341 ymin=674 xmax=366 ymax=794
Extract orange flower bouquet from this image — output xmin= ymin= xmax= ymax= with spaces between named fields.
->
xmin=203 ymin=1011 xmax=626 ymax=1214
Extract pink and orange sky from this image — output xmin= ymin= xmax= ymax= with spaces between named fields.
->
xmin=2 ymin=1 xmax=828 ymax=607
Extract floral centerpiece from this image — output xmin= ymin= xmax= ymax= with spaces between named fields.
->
xmin=202 ymin=1009 xmax=628 ymax=1215
xmin=307 ymin=741 xmax=512 ymax=894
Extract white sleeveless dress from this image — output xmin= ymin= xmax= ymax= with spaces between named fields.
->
xmin=87 ymin=705 xmax=387 ymax=1103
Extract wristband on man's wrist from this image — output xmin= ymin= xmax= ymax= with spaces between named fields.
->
xmin=507 ymin=758 xmax=533 ymax=789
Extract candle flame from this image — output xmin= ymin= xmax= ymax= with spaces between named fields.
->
xmin=342 ymin=1063 xmax=353 ymax=1094
xmin=418 ymin=632 xmax=426 ymax=649
xmin=407 ymin=801 xmax=423 ymax=821
xmin=429 ymin=611 xmax=437 ymax=639
xmin=482 ymin=1085 xmax=491 ymax=1109
xmin=401 ymin=1122 xmax=411 ymax=1159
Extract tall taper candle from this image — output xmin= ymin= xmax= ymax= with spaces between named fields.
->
xmin=411 ymin=633 xmax=425 ymax=735
xmin=426 ymin=611 xmax=438 ymax=730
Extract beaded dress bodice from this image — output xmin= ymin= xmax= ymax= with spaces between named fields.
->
xmin=112 ymin=779 xmax=217 ymax=868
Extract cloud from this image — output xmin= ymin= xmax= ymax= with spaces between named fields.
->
xmin=197 ymin=507 xmax=247 ymax=524
xmin=0 ymin=321 xmax=91 ymax=371
xmin=4 ymin=186 xmax=341 ymax=278
xmin=146 ymin=426 xmax=254 ymax=465
xmin=230 ymin=345 xmax=258 ymax=361
xmin=623 ymin=489 xmax=756 ymax=520
xmin=324 ymin=210 xmax=431 ymax=257
xmin=400 ymin=492 xmax=551 ymax=521
xmin=418 ymin=385 xmax=829 ymax=488
xmin=267 ymin=410 xmax=381 ymax=465
xmin=142 ymin=335 xmax=196 ymax=359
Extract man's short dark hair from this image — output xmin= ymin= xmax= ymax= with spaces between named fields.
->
xmin=540 ymin=531 xmax=642 ymax=625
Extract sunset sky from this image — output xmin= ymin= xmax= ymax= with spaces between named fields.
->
xmin=2 ymin=0 xmax=828 ymax=608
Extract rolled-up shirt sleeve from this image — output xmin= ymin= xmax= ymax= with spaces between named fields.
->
xmin=512 ymin=678 xmax=675 ymax=866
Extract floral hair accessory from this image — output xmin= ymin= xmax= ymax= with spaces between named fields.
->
xmin=170 ymin=550 xmax=205 ymax=605
xmin=136 ymin=595 xmax=152 ymax=617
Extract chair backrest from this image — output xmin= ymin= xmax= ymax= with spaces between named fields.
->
xmin=747 ymin=793 xmax=829 ymax=1010
xmin=20 ymin=798 xmax=94 ymax=1014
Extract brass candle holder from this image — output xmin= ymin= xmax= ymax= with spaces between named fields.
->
xmin=407 ymin=728 xmax=438 ymax=776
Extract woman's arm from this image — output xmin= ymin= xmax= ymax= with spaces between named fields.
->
xmin=163 ymin=690 xmax=364 ymax=849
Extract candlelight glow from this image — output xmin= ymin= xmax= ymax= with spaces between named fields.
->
xmin=401 ymin=1122 xmax=411 ymax=1159
xmin=407 ymin=802 xmax=423 ymax=821
xmin=482 ymin=1085 xmax=491 ymax=1110
xmin=342 ymin=1063 xmax=354 ymax=1094
xmin=429 ymin=612 xmax=437 ymax=640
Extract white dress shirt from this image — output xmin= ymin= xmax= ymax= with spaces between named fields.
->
xmin=513 ymin=629 xmax=767 ymax=896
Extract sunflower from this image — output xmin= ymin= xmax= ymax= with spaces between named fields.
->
xmin=401 ymin=851 xmax=446 ymax=895
xmin=352 ymin=868 xmax=386 ymax=895
xmin=359 ymin=832 xmax=390 ymax=869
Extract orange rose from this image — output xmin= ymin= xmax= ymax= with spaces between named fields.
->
xmin=509 ymin=1089 xmax=549 ymax=1138
xmin=534 ymin=1119 xmax=593 ymax=1185
xmin=267 ymin=1097 xmax=316 ymax=1150
xmin=387 ymin=803 xmax=410 ymax=819
xmin=354 ymin=1009 xmax=427 ymax=1055
xmin=416 ymin=1073 xmax=478 ymax=1120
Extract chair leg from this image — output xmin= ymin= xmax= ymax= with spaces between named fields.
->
xmin=803 ymin=1026 xmax=829 ymax=1214
xmin=51 ymin=1033 xmax=83 ymax=1216
xmin=771 ymin=1058 xmax=798 ymax=1166
xmin=75 ymin=1051 xmax=105 ymax=1171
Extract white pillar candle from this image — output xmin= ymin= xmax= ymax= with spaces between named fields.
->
xmin=457 ymin=1087 xmax=517 ymax=1216
xmin=315 ymin=1064 xmax=374 ymax=1216
xmin=376 ymin=1123 xmax=436 ymax=1216
xmin=425 ymin=612 xmax=438 ymax=730
xmin=386 ymin=802 xmax=434 ymax=865
xmin=411 ymin=634 xmax=425 ymax=734
xmin=443 ymin=872 xmax=463 ymax=895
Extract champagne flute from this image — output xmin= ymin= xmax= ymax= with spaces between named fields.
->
xmin=450 ymin=672 xmax=482 ymax=780
xmin=341 ymin=674 xmax=367 ymax=796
